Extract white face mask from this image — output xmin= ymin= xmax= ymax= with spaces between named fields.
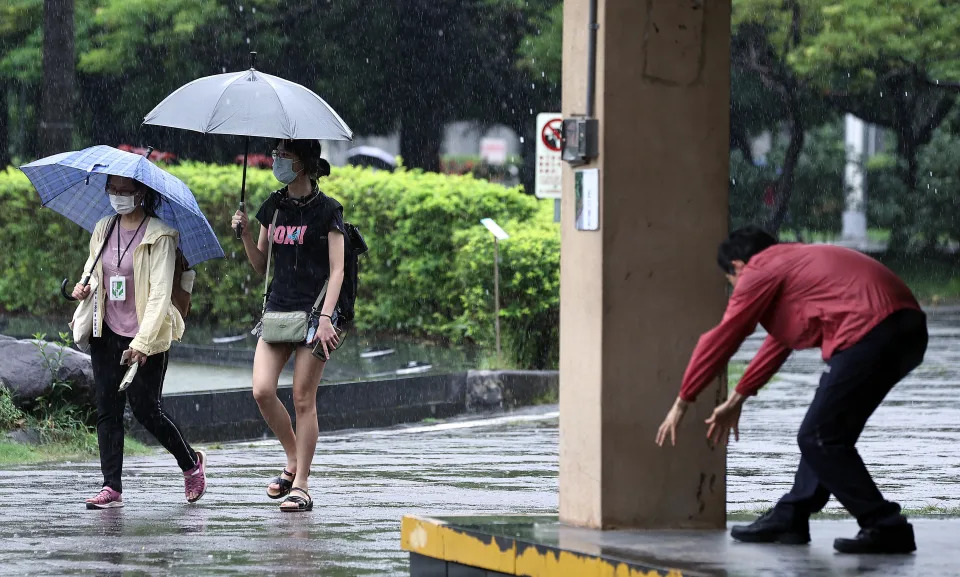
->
xmin=109 ymin=194 xmax=138 ymax=215
xmin=273 ymin=157 xmax=300 ymax=184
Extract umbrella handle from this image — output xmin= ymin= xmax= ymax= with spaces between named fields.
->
xmin=61 ymin=274 xmax=91 ymax=301
xmin=61 ymin=278 xmax=78 ymax=301
xmin=236 ymin=201 xmax=245 ymax=240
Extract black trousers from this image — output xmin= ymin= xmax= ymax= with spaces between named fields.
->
xmin=776 ymin=308 xmax=928 ymax=527
xmin=90 ymin=323 xmax=197 ymax=493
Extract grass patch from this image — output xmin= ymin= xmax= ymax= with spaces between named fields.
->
xmin=728 ymin=362 xmax=747 ymax=391
xmin=0 ymin=434 xmax=153 ymax=466
xmin=878 ymin=252 xmax=960 ymax=305
xmin=727 ymin=362 xmax=778 ymax=391
xmin=0 ymin=333 xmax=155 ymax=467
xmin=477 ymin=351 xmax=521 ymax=371
xmin=530 ymin=388 xmax=559 ymax=405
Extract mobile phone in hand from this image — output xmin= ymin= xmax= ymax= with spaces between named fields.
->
xmin=119 ymin=362 xmax=138 ymax=392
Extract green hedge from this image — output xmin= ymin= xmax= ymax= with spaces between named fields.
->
xmin=453 ymin=203 xmax=560 ymax=369
xmin=0 ymin=164 xmax=560 ymax=369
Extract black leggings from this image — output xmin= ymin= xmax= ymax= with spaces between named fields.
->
xmin=90 ymin=323 xmax=197 ymax=493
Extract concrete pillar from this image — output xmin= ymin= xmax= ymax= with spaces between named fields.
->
xmin=559 ymin=0 xmax=731 ymax=530
xmin=842 ymin=114 xmax=868 ymax=244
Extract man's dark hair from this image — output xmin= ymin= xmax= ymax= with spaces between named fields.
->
xmin=716 ymin=225 xmax=779 ymax=274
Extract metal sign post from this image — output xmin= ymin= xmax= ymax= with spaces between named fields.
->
xmin=480 ymin=218 xmax=510 ymax=364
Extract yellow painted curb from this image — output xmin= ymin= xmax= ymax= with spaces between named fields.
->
xmin=442 ymin=524 xmax=516 ymax=573
xmin=400 ymin=515 xmax=684 ymax=577
xmin=401 ymin=516 xmax=444 ymax=559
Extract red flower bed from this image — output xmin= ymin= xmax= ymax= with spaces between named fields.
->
xmin=117 ymin=144 xmax=177 ymax=164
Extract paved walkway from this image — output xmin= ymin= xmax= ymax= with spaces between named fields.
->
xmin=0 ymin=410 xmax=558 ymax=576
xmin=1 ymin=407 xmax=958 ymax=576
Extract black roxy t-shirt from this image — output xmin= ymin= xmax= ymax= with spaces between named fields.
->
xmin=255 ymin=187 xmax=346 ymax=311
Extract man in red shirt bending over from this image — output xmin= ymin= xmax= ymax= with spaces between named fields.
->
xmin=656 ymin=226 xmax=927 ymax=554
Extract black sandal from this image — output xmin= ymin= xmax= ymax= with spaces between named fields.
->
xmin=267 ymin=469 xmax=295 ymax=499
xmin=280 ymin=487 xmax=313 ymax=512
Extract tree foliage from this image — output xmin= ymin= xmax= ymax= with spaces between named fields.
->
xmin=1 ymin=0 xmax=557 ymax=177
xmin=734 ymin=0 xmax=960 ymax=246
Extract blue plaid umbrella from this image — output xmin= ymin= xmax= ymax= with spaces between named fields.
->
xmin=20 ymin=145 xmax=224 ymax=266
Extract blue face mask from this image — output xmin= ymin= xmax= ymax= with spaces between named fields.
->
xmin=273 ymin=157 xmax=299 ymax=184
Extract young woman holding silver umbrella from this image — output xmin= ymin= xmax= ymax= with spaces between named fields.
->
xmin=231 ymin=139 xmax=345 ymax=512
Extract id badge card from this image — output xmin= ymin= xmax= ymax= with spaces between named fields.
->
xmin=109 ymin=276 xmax=126 ymax=301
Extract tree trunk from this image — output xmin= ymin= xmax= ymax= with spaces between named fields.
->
xmin=888 ymin=128 xmax=918 ymax=251
xmin=0 ymin=87 xmax=9 ymax=168
xmin=40 ymin=0 xmax=75 ymax=156
xmin=400 ymin=113 xmax=443 ymax=173
xmin=729 ymin=121 xmax=754 ymax=164
xmin=766 ymin=102 xmax=805 ymax=235
xmin=519 ymin=120 xmax=537 ymax=195
xmin=394 ymin=0 xmax=449 ymax=173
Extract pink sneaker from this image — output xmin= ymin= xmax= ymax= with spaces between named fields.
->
xmin=184 ymin=450 xmax=207 ymax=503
xmin=86 ymin=487 xmax=123 ymax=509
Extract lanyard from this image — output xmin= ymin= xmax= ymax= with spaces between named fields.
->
xmin=116 ymin=216 xmax=148 ymax=268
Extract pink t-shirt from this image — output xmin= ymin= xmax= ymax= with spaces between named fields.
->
xmin=103 ymin=219 xmax=148 ymax=338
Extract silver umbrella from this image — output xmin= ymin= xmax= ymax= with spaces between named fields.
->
xmin=142 ymin=52 xmax=353 ymax=238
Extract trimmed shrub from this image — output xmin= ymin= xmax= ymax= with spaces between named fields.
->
xmin=0 ymin=163 xmax=559 ymax=368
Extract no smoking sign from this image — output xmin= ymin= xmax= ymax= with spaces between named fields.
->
xmin=536 ymin=113 xmax=563 ymax=199
xmin=541 ymin=118 xmax=563 ymax=152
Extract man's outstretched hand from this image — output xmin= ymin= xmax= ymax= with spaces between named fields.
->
xmin=656 ymin=397 xmax=690 ymax=447
xmin=705 ymin=392 xmax=746 ymax=447
xmin=657 ymin=393 xmax=749 ymax=447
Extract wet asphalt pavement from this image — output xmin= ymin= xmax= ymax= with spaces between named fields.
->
xmin=1 ymin=309 xmax=958 ymax=575
xmin=0 ymin=410 xmax=558 ymax=576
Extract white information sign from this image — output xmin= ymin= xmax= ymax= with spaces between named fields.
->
xmin=535 ymin=112 xmax=563 ymax=199
xmin=480 ymin=218 xmax=510 ymax=240
xmin=574 ymin=168 xmax=599 ymax=231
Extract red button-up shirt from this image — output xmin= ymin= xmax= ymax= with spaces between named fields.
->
xmin=679 ymin=243 xmax=920 ymax=402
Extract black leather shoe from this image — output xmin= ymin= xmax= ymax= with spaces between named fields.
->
xmin=730 ymin=509 xmax=810 ymax=544
xmin=833 ymin=523 xmax=916 ymax=554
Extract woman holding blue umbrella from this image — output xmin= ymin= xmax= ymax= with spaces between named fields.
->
xmin=71 ymin=174 xmax=207 ymax=509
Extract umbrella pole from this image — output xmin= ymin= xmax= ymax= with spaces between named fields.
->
xmin=237 ymin=135 xmax=249 ymax=240
xmin=61 ymin=216 xmax=119 ymax=300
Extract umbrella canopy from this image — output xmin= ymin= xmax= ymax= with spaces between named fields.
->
xmin=143 ymin=68 xmax=353 ymax=141
xmin=346 ymin=146 xmax=397 ymax=171
xmin=20 ymin=145 xmax=224 ymax=266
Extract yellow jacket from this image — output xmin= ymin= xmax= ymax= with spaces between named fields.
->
xmin=72 ymin=215 xmax=185 ymax=355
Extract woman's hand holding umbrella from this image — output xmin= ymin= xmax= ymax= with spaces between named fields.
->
xmin=231 ymin=209 xmax=250 ymax=241
xmin=71 ymin=283 xmax=92 ymax=301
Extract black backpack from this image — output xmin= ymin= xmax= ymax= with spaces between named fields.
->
xmin=337 ymin=221 xmax=367 ymax=324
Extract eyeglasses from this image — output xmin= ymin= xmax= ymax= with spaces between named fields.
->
xmin=271 ymin=150 xmax=296 ymax=160
xmin=105 ymin=183 xmax=138 ymax=196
